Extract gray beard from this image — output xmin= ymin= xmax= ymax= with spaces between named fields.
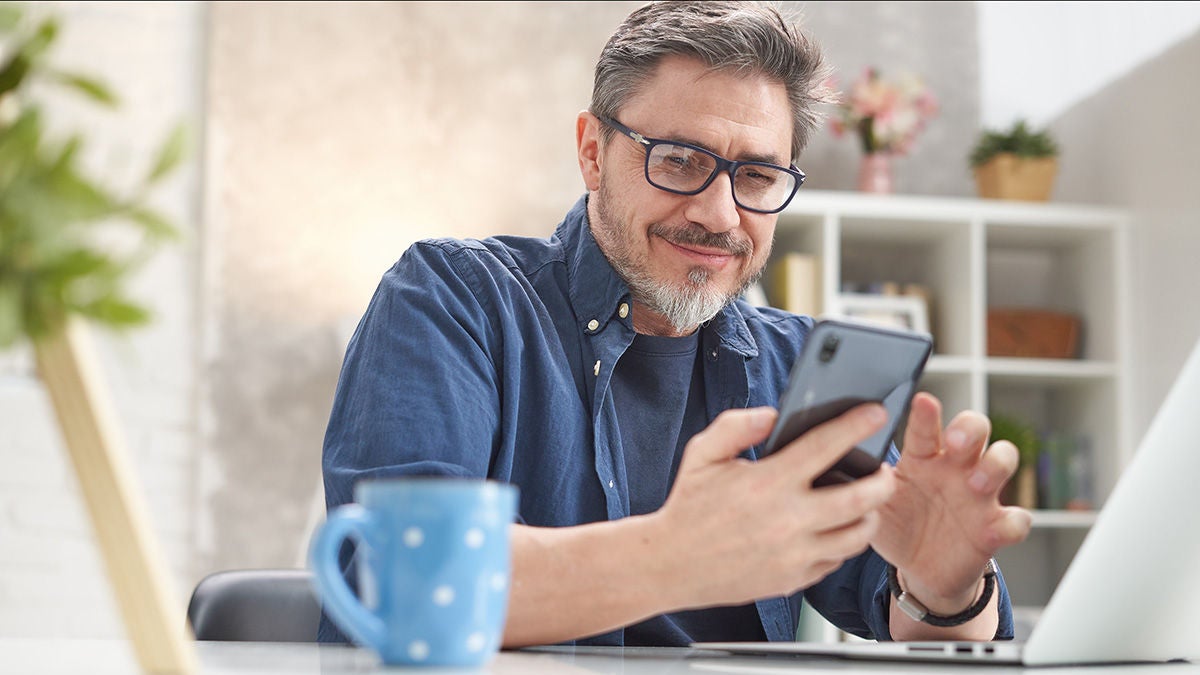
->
xmin=592 ymin=184 xmax=761 ymax=334
xmin=620 ymin=263 xmax=732 ymax=333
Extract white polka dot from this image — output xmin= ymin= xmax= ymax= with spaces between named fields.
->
xmin=490 ymin=572 xmax=507 ymax=592
xmin=466 ymin=632 xmax=487 ymax=652
xmin=432 ymin=585 xmax=455 ymax=606
xmin=464 ymin=528 xmax=485 ymax=548
xmin=403 ymin=527 xmax=424 ymax=548
xmin=408 ymin=640 xmax=430 ymax=661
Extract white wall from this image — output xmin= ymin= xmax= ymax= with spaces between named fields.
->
xmin=1050 ymin=31 xmax=1200 ymax=450
xmin=978 ymin=1 xmax=1200 ymax=129
xmin=0 ymin=1 xmax=206 ymax=638
xmin=980 ymin=0 xmax=1200 ymax=445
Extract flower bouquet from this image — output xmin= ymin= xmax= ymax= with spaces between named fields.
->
xmin=830 ymin=68 xmax=938 ymax=192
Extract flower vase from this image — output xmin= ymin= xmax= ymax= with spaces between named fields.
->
xmin=858 ymin=153 xmax=894 ymax=194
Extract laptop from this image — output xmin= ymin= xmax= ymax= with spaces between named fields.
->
xmin=695 ymin=338 xmax=1200 ymax=666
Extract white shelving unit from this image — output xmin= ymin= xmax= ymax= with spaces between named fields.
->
xmin=774 ymin=190 xmax=1130 ymax=633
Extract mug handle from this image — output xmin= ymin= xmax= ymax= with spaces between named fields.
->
xmin=308 ymin=504 xmax=386 ymax=649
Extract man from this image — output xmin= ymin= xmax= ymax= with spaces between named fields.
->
xmin=322 ymin=1 xmax=1032 ymax=647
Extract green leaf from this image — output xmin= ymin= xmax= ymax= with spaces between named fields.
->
xmin=126 ymin=206 xmax=179 ymax=240
xmin=969 ymin=118 xmax=1059 ymax=167
xmin=40 ymin=248 xmax=117 ymax=286
xmin=0 ymin=52 xmax=30 ymax=95
xmin=0 ymin=4 xmax=23 ymax=33
xmin=145 ymin=124 xmax=187 ymax=185
xmin=78 ymin=295 xmax=151 ymax=327
xmin=21 ymin=17 xmax=59 ymax=62
xmin=46 ymin=70 xmax=118 ymax=107
xmin=0 ymin=283 xmax=22 ymax=349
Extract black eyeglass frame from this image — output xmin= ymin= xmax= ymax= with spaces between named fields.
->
xmin=597 ymin=115 xmax=806 ymax=215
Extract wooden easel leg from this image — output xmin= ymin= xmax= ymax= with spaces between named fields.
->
xmin=34 ymin=319 xmax=197 ymax=674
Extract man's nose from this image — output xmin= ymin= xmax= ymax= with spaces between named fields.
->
xmin=683 ymin=170 xmax=741 ymax=234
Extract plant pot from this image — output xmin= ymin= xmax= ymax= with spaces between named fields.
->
xmin=973 ymin=153 xmax=1058 ymax=202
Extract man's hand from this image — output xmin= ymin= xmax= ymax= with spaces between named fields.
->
xmin=871 ymin=392 xmax=1033 ymax=638
xmin=650 ymin=404 xmax=898 ymax=610
xmin=504 ymin=403 xmax=900 ymax=646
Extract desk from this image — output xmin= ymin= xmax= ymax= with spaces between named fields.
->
xmin=2 ymin=640 xmax=1196 ymax=674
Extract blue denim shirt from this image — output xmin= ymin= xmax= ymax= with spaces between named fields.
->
xmin=321 ymin=195 xmax=1013 ymax=644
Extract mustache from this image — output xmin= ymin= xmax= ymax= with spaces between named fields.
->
xmin=648 ymin=222 xmax=753 ymax=257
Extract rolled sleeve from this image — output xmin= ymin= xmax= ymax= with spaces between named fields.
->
xmin=322 ymin=241 xmax=502 ymax=510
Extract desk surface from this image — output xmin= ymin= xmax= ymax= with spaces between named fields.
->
xmin=3 ymin=639 xmax=1196 ymax=675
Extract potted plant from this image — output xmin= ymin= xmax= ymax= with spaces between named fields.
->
xmin=989 ymin=413 xmax=1041 ymax=509
xmin=969 ymin=119 xmax=1059 ymax=201
xmin=1 ymin=6 xmax=194 ymax=672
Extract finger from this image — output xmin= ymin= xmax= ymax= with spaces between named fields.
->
xmin=943 ymin=410 xmax=992 ymax=466
xmin=966 ymin=440 xmax=1020 ymax=495
xmin=806 ymin=464 xmax=896 ymax=532
xmin=681 ymin=407 xmax=777 ymax=468
xmin=985 ymin=506 xmax=1033 ymax=549
xmin=768 ymin=403 xmax=887 ymax=483
xmin=899 ymin=392 xmax=942 ymax=459
xmin=812 ymin=511 xmax=880 ymax=564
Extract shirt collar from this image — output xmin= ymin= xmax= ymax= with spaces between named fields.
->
xmin=556 ymin=194 xmax=758 ymax=359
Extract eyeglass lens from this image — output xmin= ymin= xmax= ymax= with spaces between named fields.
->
xmin=646 ymin=143 xmax=796 ymax=213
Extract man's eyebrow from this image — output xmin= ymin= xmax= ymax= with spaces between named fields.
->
xmin=668 ymin=133 xmax=786 ymax=166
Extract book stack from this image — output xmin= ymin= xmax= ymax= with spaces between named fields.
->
xmin=1038 ymin=432 xmax=1094 ymax=510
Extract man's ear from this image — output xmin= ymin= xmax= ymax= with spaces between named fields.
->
xmin=577 ymin=111 xmax=603 ymax=192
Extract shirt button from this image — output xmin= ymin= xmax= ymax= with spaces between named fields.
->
xmin=587 ymin=319 xmax=599 ymax=331
xmin=594 ymin=360 xmax=601 ymax=376
xmin=608 ymin=480 xmax=614 ymax=489
xmin=710 ymin=349 xmax=718 ymax=359
xmin=618 ymin=303 xmax=629 ymax=319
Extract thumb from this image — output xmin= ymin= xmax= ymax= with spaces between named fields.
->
xmin=681 ymin=407 xmax=777 ymax=469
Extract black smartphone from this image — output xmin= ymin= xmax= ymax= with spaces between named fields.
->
xmin=762 ymin=319 xmax=933 ymax=486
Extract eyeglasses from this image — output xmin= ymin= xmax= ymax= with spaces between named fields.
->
xmin=598 ymin=115 xmax=805 ymax=214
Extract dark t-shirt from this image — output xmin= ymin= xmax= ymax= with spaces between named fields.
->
xmin=611 ymin=332 xmax=765 ymax=645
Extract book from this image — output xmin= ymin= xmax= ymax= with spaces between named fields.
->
xmin=766 ymin=253 xmax=822 ymax=317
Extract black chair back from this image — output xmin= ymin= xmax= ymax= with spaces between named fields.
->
xmin=187 ymin=569 xmax=320 ymax=642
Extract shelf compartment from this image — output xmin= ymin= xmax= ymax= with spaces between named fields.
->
xmin=986 ymin=223 xmax=1118 ymax=362
xmin=987 ymin=378 xmax=1118 ymax=510
xmin=995 ymin=528 xmax=1087 ymax=608
xmin=838 ymin=215 xmax=974 ymax=358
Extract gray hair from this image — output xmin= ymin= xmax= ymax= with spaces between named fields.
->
xmin=590 ymin=1 xmax=831 ymax=162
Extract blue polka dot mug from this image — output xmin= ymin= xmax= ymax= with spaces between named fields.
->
xmin=309 ymin=478 xmax=519 ymax=666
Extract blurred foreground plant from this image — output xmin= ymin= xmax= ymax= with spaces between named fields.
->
xmin=0 ymin=1 xmax=185 ymax=349
xmin=0 ymin=4 xmax=196 ymax=672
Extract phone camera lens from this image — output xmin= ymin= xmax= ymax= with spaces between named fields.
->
xmin=819 ymin=335 xmax=840 ymax=363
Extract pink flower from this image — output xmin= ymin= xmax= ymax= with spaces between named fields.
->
xmin=830 ymin=68 xmax=937 ymax=156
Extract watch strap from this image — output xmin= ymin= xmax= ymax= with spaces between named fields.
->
xmin=887 ymin=558 xmax=997 ymax=627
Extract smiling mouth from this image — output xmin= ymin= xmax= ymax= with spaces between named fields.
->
xmin=665 ymin=239 xmax=739 ymax=265
xmin=649 ymin=223 xmax=752 ymax=264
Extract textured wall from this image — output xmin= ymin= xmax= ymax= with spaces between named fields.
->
xmin=201 ymin=1 xmax=979 ymax=574
xmin=796 ymin=1 xmax=980 ymax=196
xmin=200 ymin=1 xmax=643 ymax=573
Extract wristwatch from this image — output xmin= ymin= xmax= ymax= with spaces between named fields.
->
xmin=887 ymin=558 xmax=997 ymax=627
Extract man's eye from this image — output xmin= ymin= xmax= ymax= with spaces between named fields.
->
xmin=663 ymin=151 xmax=698 ymax=171
xmin=738 ymin=168 xmax=779 ymax=190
